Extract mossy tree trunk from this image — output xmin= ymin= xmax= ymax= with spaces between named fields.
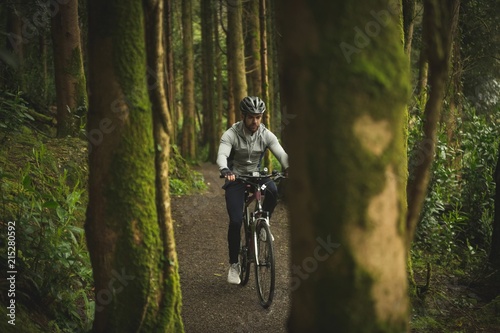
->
xmin=51 ymin=0 xmax=87 ymax=137
xmin=280 ymin=1 xmax=411 ymax=331
xmin=144 ymin=0 xmax=183 ymax=329
xmin=86 ymin=0 xmax=183 ymax=331
xmin=181 ymin=0 xmax=196 ymax=160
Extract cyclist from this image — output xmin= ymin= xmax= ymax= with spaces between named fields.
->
xmin=217 ymin=96 xmax=289 ymax=284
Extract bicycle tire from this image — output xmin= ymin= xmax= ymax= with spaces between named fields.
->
xmin=254 ymin=221 xmax=275 ymax=308
xmin=239 ymin=220 xmax=251 ymax=286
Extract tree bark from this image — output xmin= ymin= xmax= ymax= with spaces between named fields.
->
xmin=267 ymin=0 xmax=281 ymax=137
xmin=259 ymin=0 xmax=272 ymax=169
xmin=214 ymin=5 xmax=224 ymax=139
xmin=227 ymin=0 xmax=247 ymax=121
xmin=180 ymin=0 xmax=196 ymax=159
xmin=164 ymin=0 xmax=177 ymax=141
xmin=406 ymin=0 xmax=460 ymax=247
xmin=402 ymin=0 xmax=416 ymax=58
xmin=5 ymin=5 xmax=25 ymax=90
xmin=201 ymin=0 xmax=217 ymax=162
xmin=490 ymin=143 xmax=500 ymax=267
xmin=144 ymin=0 xmax=183 ymax=329
xmin=246 ymin=0 xmax=262 ymax=98
xmin=280 ymin=1 xmax=411 ymax=331
xmin=86 ymin=0 xmax=184 ymax=331
xmin=51 ymin=0 xmax=87 ymax=137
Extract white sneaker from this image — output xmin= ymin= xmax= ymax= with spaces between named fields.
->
xmin=227 ymin=263 xmax=241 ymax=284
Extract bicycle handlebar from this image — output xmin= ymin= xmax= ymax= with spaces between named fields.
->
xmin=219 ymin=171 xmax=286 ymax=182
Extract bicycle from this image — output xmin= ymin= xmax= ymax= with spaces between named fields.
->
xmin=223 ymin=169 xmax=285 ymax=308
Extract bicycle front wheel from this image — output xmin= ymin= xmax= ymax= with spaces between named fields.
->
xmin=254 ymin=221 xmax=275 ymax=308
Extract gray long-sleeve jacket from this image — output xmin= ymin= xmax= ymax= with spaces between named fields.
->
xmin=217 ymin=121 xmax=289 ymax=176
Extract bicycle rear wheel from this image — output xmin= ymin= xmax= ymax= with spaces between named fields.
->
xmin=239 ymin=220 xmax=251 ymax=286
xmin=255 ymin=221 xmax=275 ymax=308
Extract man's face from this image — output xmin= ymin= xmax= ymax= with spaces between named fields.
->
xmin=243 ymin=114 xmax=262 ymax=133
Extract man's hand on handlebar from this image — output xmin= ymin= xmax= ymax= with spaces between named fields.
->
xmin=220 ymin=168 xmax=236 ymax=182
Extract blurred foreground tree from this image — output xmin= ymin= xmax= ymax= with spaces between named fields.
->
xmin=281 ymin=0 xmax=411 ymax=331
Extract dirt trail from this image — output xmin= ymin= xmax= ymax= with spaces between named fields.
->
xmin=172 ymin=163 xmax=291 ymax=333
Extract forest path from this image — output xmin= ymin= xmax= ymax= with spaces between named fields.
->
xmin=172 ymin=163 xmax=292 ymax=333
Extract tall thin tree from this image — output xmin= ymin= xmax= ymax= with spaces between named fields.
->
xmin=201 ymin=0 xmax=217 ymax=162
xmin=165 ymin=0 xmax=177 ymax=141
xmin=406 ymin=0 xmax=460 ymax=246
xmin=144 ymin=0 xmax=183 ymax=329
xmin=227 ymin=0 xmax=247 ymax=124
xmin=180 ymin=0 xmax=196 ymax=159
xmin=51 ymin=0 xmax=87 ymax=137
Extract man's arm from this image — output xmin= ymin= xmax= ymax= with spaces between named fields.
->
xmin=216 ymin=131 xmax=233 ymax=171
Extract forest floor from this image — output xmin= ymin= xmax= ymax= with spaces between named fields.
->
xmin=173 ymin=163 xmax=500 ymax=333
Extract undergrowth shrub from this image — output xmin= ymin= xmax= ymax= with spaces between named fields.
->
xmin=0 ymin=143 xmax=93 ymax=332
xmin=413 ymin=105 xmax=499 ymax=266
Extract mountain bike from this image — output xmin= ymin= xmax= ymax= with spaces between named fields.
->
xmin=236 ymin=170 xmax=285 ymax=308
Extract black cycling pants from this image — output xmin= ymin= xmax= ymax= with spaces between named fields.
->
xmin=224 ymin=179 xmax=278 ymax=264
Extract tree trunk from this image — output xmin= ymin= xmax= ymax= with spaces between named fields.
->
xmin=415 ymin=47 xmax=429 ymax=110
xmin=403 ymin=0 xmax=416 ymax=58
xmin=214 ymin=5 xmax=224 ymax=139
xmin=490 ymin=143 xmax=500 ymax=267
xmin=406 ymin=0 xmax=460 ymax=247
xmin=86 ymin=0 xmax=183 ymax=331
xmin=144 ymin=0 xmax=184 ymax=330
xmin=226 ymin=52 xmax=236 ymax=126
xmin=201 ymin=0 xmax=217 ymax=162
xmin=259 ymin=0 xmax=272 ymax=170
xmin=267 ymin=0 xmax=281 ymax=137
xmin=51 ymin=0 xmax=87 ymax=137
xmin=246 ymin=0 xmax=262 ymax=98
xmin=39 ymin=33 xmax=49 ymax=104
xmin=180 ymin=0 xmax=196 ymax=159
xmin=280 ymin=1 xmax=411 ymax=331
xmin=443 ymin=29 xmax=463 ymax=146
xmin=165 ymin=0 xmax=177 ymax=141
xmin=5 ymin=5 xmax=24 ymax=90
xmin=227 ymin=0 xmax=247 ymax=121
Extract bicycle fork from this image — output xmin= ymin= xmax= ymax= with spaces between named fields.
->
xmin=251 ymin=214 xmax=269 ymax=267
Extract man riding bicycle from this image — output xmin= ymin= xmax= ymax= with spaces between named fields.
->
xmin=217 ymin=96 xmax=289 ymax=284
